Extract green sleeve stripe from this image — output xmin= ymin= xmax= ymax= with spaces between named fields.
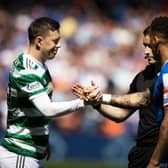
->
xmin=13 ymin=53 xmax=24 ymax=71
xmin=10 ymin=74 xmax=41 ymax=88
xmin=10 ymin=74 xmax=49 ymax=96
xmin=11 ymin=70 xmax=51 ymax=86
xmin=2 ymin=140 xmax=46 ymax=159
xmin=6 ymin=132 xmax=48 ymax=146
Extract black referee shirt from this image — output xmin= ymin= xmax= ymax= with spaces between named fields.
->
xmin=129 ymin=64 xmax=160 ymax=145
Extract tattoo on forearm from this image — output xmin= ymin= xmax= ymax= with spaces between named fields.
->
xmin=110 ymin=91 xmax=150 ymax=108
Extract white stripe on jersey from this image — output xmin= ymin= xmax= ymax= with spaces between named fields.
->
xmin=4 ymin=138 xmax=46 ymax=153
xmin=12 ymin=54 xmax=47 ymax=78
xmin=8 ymin=125 xmax=49 ymax=136
xmin=12 ymin=68 xmax=45 ymax=78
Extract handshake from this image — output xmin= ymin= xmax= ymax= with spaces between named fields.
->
xmin=72 ymin=81 xmax=151 ymax=110
xmin=72 ymin=81 xmax=103 ymax=108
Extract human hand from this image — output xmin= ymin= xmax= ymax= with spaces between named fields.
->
xmin=72 ymin=83 xmax=89 ymax=101
xmin=86 ymin=81 xmax=102 ymax=103
xmin=72 ymin=81 xmax=102 ymax=105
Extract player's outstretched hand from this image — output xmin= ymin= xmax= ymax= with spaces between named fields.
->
xmin=72 ymin=81 xmax=102 ymax=105
xmin=72 ymin=83 xmax=89 ymax=101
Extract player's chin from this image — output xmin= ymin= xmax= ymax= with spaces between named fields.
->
xmin=148 ymin=60 xmax=156 ymax=64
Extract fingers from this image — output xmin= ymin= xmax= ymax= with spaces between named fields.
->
xmin=88 ymin=88 xmax=100 ymax=99
xmin=94 ymin=89 xmax=102 ymax=101
xmin=72 ymin=83 xmax=89 ymax=101
xmin=88 ymin=88 xmax=102 ymax=102
xmin=73 ymin=83 xmax=84 ymax=89
xmin=72 ymin=82 xmax=102 ymax=104
xmin=91 ymin=80 xmax=96 ymax=86
xmin=72 ymin=83 xmax=84 ymax=95
xmin=72 ymin=83 xmax=84 ymax=93
xmin=72 ymin=82 xmax=96 ymax=97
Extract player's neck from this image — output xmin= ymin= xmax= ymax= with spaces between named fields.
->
xmin=27 ymin=45 xmax=45 ymax=64
xmin=159 ymin=44 xmax=168 ymax=65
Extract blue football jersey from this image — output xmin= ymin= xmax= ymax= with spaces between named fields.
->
xmin=153 ymin=62 xmax=168 ymax=124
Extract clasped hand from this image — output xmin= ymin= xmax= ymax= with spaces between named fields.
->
xmin=72 ymin=81 xmax=102 ymax=106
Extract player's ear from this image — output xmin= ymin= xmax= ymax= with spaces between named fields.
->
xmin=35 ymin=36 xmax=43 ymax=50
xmin=152 ymin=35 xmax=159 ymax=43
xmin=150 ymin=34 xmax=160 ymax=43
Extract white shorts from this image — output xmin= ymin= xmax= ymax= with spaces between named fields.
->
xmin=0 ymin=146 xmax=44 ymax=168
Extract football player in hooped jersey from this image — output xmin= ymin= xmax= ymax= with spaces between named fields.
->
xmin=0 ymin=17 xmax=97 ymax=168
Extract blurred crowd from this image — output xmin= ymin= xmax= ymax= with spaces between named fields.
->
xmin=0 ymin=0 xmax=167 ymax=162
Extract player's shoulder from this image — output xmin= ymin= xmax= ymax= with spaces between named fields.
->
xmin=131 ymin=64 xmax=157 ymax=82
xmin=142 ymin=64 xmax=157 ymax=77
xmin=11 ymin=53 xmax=45 ymax=78
xmin=133 ymin=65 xmax=153 ymax=76
xmin=13 ymin=53 xmax=39 ymax=71
xmin=143 ymin=64 xmax=155 ymax=72
xmin=12 ymin=53 xmax=24 ymax=71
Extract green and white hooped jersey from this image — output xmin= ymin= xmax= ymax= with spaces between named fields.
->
xmin=2 ymin=53 xmax=53 ymax=159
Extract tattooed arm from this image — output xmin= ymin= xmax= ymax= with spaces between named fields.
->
xmin=72 ymin=82 xmax=151 ymax=122
xmin=72 ymin=82 xmax=151 ymax=109
xmin=101 ymin=88 xmax=151 ymax=108
xmin=94 ymin=90 xmax=150 ymax=122
xmin=92 ymin=89 xmax=150 ymax=122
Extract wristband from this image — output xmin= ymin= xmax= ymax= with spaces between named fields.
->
xmin=102 ymin=94 xmax=112 ymax=104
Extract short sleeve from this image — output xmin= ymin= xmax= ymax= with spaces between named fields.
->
xmin=128 ymin=75 xmax=138 ymax=94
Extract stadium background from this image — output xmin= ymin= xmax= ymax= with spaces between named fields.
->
xmin=0 ymin=0 xmax=167 ymax=167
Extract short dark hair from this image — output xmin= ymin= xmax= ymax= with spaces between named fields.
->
xmin=150 ymin=16 xmax=168 ymax=39
xmin=143 ymin=26 xmax=150 ymax=36
xmin=28 ymin=17 xmax=60 ymax=44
